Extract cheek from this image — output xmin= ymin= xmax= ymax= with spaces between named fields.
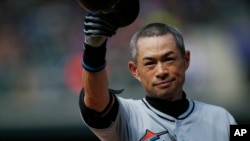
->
xmin=171 ymin=65 xmax=186 ymax=82
xmin=138 ymin=69 xmax=154 ymax=86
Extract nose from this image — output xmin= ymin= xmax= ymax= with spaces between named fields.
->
xmin=155 ymin=63 xmax=168 ymax=79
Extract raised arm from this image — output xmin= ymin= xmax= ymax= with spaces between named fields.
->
xmin=82 ymin=13 xmax=117 ymax=112
xmin=83 ymin=65 xmax=109 ymax=112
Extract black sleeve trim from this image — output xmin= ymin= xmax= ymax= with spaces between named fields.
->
xmin=79 ymin=88 xmax=122 ymax=129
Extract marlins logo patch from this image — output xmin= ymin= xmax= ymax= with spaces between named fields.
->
xmin=140 ymin=129 xmax=168 ymax=141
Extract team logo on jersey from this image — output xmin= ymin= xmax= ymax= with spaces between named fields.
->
xmin=140 ymin=129 xmax=168 ymax=141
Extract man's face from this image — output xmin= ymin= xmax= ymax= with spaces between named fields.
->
xmin=129 ymin=34 xmax=190 ymax=101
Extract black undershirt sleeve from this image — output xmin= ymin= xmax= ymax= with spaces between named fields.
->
xmin=79 ymin=89 xmax=122 ymax=129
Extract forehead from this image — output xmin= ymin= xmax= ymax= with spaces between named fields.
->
xmin=136 ymin=34 xmax=178 ymax=58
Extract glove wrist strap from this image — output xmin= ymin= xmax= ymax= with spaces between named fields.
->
xmin=85 ymin=36 xmax=107 ymax=47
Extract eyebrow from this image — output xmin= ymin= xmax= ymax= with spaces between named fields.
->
xmin=142 ymin=51 xmax=175 ymax=61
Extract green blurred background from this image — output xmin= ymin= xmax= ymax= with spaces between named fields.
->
xmin=0 ymin=0 xmax=249 ymax=140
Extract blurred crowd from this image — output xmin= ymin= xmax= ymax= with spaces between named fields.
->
xmin=0 ymin=0 xmax=249 ymax=128
xmin=0 ymin=0 xmax=82 ymax=94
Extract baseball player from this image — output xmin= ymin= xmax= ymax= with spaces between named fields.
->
xmin=79 ymin=13 xmax=237 ymax=141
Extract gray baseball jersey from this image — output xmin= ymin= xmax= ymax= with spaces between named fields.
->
xmin=82 ymin=96 xmax=236 ymax=141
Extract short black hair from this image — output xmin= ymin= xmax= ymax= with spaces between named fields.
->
xmin=130 ymin=23 xmax=185 ymax=61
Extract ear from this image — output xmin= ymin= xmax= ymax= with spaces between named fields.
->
xmin=184 ymin=50 xmax=190 ymax=71
xmin=128 ymin=61 xmax=141 ymax=81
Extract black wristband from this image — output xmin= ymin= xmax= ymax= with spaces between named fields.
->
xmin=82 ymin=40 xmax=107 ymax=72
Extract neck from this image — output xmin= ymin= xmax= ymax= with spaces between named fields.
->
xmin=146 ymin=91 xmax=189 ymax=118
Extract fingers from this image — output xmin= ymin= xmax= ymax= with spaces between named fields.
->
xmin=84 ymin=13 xmax=117 ymax=37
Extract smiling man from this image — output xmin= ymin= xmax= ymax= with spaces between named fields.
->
xmin=79 ymin=18 xmax=237 ymax=141
xmin=128 ymin=29 xmax=190 ymax=102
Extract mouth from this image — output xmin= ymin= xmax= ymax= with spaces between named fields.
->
xmin=153 ymin=79 xmax=175 ymax=88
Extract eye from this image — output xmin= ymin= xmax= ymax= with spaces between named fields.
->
xmin=144 ymin=61 xmax=155 ymax=66
xmin=165 ymin=57 xmax=175 ymax=62
xmin=144 ymin=62 xmax=153 ymax=66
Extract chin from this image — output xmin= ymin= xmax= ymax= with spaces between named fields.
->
xmin=156 ymin=89 xmax=180 ymax=100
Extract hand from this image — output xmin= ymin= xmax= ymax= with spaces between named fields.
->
xmin=84 ymin=13 xmax=118 ymax=47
